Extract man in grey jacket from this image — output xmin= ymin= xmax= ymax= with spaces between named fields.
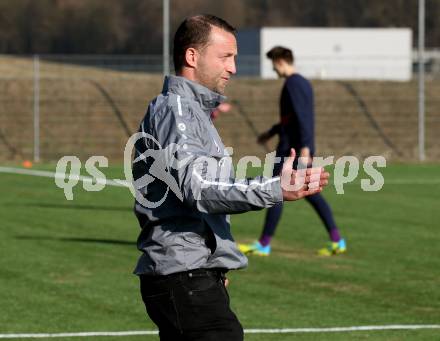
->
xmin=133 ymin=15 xmax=329 ymax=341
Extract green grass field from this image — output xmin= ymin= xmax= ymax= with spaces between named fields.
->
xmin=0 ymin=163 xmax=439 ymax=340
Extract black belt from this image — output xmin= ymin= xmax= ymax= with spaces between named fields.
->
xmin=140 ymin=268 xmax=227 ymax=282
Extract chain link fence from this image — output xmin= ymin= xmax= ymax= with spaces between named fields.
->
xmin=0 ymin=55 xmax=439 ymax=163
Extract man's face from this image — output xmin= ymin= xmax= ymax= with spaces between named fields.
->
xmin=195 ymin=26 xmax=237 ymax=94
xmin=272 ymin=59 xmax=288 ymax=78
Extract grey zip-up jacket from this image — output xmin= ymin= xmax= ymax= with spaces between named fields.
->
xmin=133 ymin=75 xmax=283 ymax=275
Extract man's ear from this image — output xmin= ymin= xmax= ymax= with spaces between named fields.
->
xmin=185 ymin=47 xmax=198 ymax=68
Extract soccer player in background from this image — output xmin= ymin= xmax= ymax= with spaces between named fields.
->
xmin=239 ymin=46 xmax=346 ymax=257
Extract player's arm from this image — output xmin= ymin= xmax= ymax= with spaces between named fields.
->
xmin=177 ymin=145 xmax=328 ymax=214
xmin=257 ymin=123 xmax=280 ymax=145
xmin=153 ymin=104 xmax=327 ymax=214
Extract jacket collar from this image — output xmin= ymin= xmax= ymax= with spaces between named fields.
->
xmin=162 ymin=75 xmax=226 ymax=114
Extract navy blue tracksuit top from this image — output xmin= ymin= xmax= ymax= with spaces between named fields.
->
xmin=269 ymin=73 xmax=315 ymax=157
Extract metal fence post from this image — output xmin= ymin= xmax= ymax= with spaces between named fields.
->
xmin=163 ymin=0 xmax=170 ymax=77
xmin=418 ymin=0 xmax=425 ymax=161
xmin=33 ymin=54 xmax=40 ymax=162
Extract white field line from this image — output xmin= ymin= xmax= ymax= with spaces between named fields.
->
xmin=0 ymin=325 xmax=439 ymax=338
xmin=0 ymin=167 xmax=130 ymax=188
xmin=352 ymin=179 xmax=440 ymax=185
xmin=1 ymin=166 xmax=439 ymax=186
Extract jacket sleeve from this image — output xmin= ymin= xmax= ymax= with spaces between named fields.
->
xmin=286 ymin=78 xmax=314 ymax=150
xmin=153 ymin=105 xmax=283 ymax=215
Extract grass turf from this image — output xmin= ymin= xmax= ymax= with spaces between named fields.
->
xmin=0 ymin=163 xmax=439 ymax=340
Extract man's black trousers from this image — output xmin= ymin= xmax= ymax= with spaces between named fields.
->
xmin=140 ymin=269 xmax=243 ymax=341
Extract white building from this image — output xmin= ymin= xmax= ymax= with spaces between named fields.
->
xmin=260 ymin=28 xmax=412 ymax=81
